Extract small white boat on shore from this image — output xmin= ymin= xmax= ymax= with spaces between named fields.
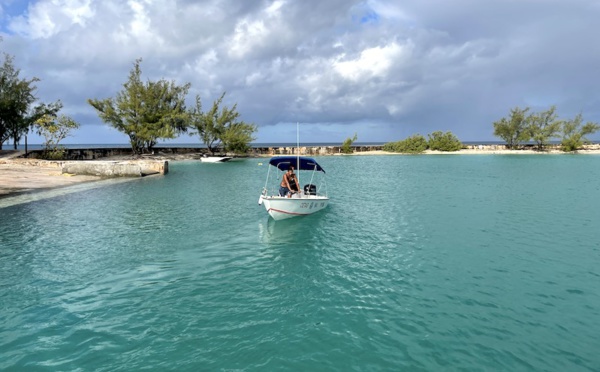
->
xmin=200 ymin=155 xmax=233 ymax=163
xmin=258 ymin=156 xmax=329 ymax=220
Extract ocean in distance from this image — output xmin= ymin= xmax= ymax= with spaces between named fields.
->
xmin=1 ymin=155 xmax=599 ymax=370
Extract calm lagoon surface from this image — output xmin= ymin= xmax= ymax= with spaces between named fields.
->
xmin=1 ymin=155 xmax=599 ymax=371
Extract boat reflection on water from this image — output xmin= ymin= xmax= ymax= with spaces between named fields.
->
xmin=258 ymin=218 xmax=300 ymax=246
xmin=257 ymin=212 xmax=326 ymax=247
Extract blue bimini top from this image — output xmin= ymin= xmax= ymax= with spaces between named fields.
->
xmin=268 ymin=156 xmax=326 ymax=173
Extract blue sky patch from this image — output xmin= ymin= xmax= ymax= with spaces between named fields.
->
xmin=1 ymin=0 xmax=29 ymax=33
xmin=360 ymin=11 xmax=380 ymax=24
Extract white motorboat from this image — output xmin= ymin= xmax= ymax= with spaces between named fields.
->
xmin=200 ymin=155 xmax=233 ymax=163
xmin=258 ymin=156 xmax=329 ymax=220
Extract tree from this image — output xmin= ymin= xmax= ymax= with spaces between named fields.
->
xmin=88 ymin=59 xmax=191 ymax=155
xmin=35 ymin=113 xmax=80 ymax=159
xmin=341 ymin=133 xmax=358 ymax=154
xmin=427 ymin=131 xmax=462 ymax=151
xmin=527 ymin=106 xmax=562 ymax=151
xmin=493 ymin=107 xmax=531 ymax=149
xmin=221 ymin=121 xmax=257 ymax=154
xmin=189 ymin=92 xmax=256 ymax=155
xmin=560 ymin=113 xmax=600 ymax=152
xmin=0 ymin=53 xmax=40 ymax=150
xmin=383 ymin=134 xmax=428 ymax=153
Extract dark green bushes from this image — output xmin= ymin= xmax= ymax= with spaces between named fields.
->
xmin=383 ymin=134 xmax=428 ymax=153
xmin=383 ymin=131 xmax=462 ymax=153
xmin=428 ymin=131 xmax=463 ymax=151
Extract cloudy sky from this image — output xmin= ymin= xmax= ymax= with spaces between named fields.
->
xmin=1 ymin=0 xmax=599 ymax=145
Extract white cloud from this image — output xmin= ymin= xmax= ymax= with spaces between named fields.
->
xmin=111 ymin=0 xmax=165 ymax=49
xmin=63 ymin=0 xmax=94 ymax=26
xmin=226 ymin=1 xmax=289 ymax=59
xmin=8 ymin=0 xmax=94 ymax=38
xmin=228 ymin=19 xmax=268 ymax=59
xmin=1 ymin=0 xmax=599 ymax=144
xmin=333 ymin=42 xmax=406 ymax=81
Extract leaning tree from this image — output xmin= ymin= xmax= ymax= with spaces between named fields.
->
xmin=189 ymin=92 xmax=256 ymax=155
xmin=88 ymin=58 xmax=191 ymax=155
xmin=561 ymin=113 xmax=600 ymax=152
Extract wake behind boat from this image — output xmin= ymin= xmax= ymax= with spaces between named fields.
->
xmin=258 ymin=156 xmax=329 ymax=220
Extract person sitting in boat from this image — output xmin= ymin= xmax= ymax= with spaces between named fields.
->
xmin=279 ymin=165 xmax=300 ymax=197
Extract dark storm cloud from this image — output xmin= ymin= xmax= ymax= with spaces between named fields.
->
xmin=1 ymin=0 xmax=599 ymax=143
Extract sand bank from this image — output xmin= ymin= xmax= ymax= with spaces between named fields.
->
xmin=0 ymin=157 xmax=101 ymax=197
xmin=0 ymin=151 xmax=166 ymax=198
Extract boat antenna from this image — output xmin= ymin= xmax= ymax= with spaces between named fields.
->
xmin=296 ymin=122 xmax=300 ymax=189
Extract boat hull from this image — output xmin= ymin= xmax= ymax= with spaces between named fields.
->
xmin=260 ymin=195 xmax=329 ymax=220
xmin=200 ymin=156 xmax=232 ymax=163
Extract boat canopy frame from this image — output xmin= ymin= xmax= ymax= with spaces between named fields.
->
xmin=262 ymin=156 xmax=327 ymax=198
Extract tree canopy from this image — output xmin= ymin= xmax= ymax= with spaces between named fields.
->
xmin=561 ymin=113 xmax=600 ymax=152
xmin=493 ymin=106 xmax=599 ymax=152
xmin=493 ymin=107 xmax=531 ymax=149
xmin=0 ymin=52 xmax=60 ymax=150
xmin=527 ymin=105 xmax=562 ymax=151
xmin=88 ymin=59 xmax=191 ymax=154
xmin=89 ymin=60 xmax=256 ymax=155
xmin=189 ymin=92 xmax=256 ymax=155
xmin=35 ymin=113 xmax=80 ymax=159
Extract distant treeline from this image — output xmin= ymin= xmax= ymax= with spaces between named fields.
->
xmin=379 ymin=106 xmax=600 ymax=154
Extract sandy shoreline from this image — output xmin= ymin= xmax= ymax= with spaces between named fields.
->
xmin=0 ymin=159 xmax=102 ymax=198
xmin=2 ymin=147 xmax=600 ymax=200
xmin=354 ymin=148 xmax=600 ymax=155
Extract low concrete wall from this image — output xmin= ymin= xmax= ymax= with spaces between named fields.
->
xmin=1 ymin=157 xmax=168 ymax=177
xmin=57 ymin=147 xmax=203 ymax=160
xmin=62 ymin=160 xmax=168 ymax=177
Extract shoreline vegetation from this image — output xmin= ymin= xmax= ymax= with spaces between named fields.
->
xmin=1 ymin=144 xmax=600 ymax=199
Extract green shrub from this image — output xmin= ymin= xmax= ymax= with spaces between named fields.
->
xmin=383 ymin=134 xmax=428 ymax=153
xmin=341 ymin=133 xmax=358 ymax=154
xmin=427 ymin=131 xmax=462 ymax=151
xmin=560 ymin=113 xmax=600 ymax=152
xmin=41 ymin=147 xmax=67 ymax=160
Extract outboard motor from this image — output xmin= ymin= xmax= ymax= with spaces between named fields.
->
xmin=304 ymin=184 xmax=317 ymax=195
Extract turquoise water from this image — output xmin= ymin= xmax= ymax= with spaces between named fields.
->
xmin=1 ymin=155 xmax=600 ymax=371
